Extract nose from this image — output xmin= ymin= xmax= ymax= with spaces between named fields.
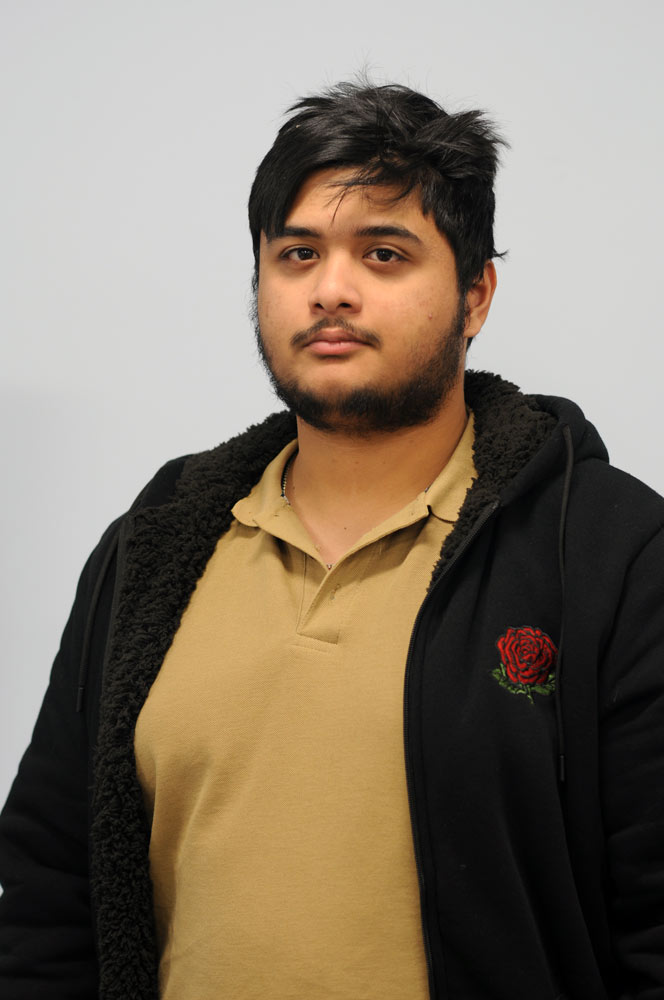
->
xmin=308 ymin=254 xmax=361 ymax=315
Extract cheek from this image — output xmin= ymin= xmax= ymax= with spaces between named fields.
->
xmin=257 ymin=274 xmax=300 ymax=327
xmin=383 ymin=297 xmax=442 ymax=339
xmin=256 ymin=279 xmax=284 ymax=331
xmin=256 ymin=277 xmax=271 ymax=318
xmin=383 ymin=277 xmax=453 ymax=324
xmin=423 ymin=286 xmax=459 ymax=321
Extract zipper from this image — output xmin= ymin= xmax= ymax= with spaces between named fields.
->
xmin=403 ymin=499 xmax=500 ymax=999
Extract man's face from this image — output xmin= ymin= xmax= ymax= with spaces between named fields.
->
xmin=255 ymin=168 xmax=481 ymax=435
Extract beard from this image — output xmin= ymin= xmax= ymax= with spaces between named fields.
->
xmin=253 ymin=297 xmax=467 ymax=436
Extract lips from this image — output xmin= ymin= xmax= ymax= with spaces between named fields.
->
xmin=306 ymin=332 xmax=368 ymax=356
xmin=290 ymin=323 xmax=379 ymax=355
xmin=305 ymin=327 xmax=366 ymax=346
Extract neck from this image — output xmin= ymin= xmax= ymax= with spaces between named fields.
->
xmin=286 ymin=386 xmax=469 ymax=563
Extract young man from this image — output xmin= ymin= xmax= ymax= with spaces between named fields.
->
xmin=1 ymin=81 xmax=663 ymax=1000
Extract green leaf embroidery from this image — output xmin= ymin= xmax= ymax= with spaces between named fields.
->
xmin=492 ymin=661 xmax=555 ymax=703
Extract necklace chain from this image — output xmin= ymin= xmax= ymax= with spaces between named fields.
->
xmin=280 ymin=450 xmax=297 ymax=503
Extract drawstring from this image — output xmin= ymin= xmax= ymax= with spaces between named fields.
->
xmin=76 ymin=531 xmax=120 ymax=713
xmin=554 ymin=425 xmax=574 ymax=782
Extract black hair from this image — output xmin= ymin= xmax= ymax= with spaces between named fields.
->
xmin=248 ymin=79 xmax=507 ymax=295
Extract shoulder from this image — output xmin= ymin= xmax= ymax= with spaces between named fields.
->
xmin=128 ymin=411 xmax=297 ymax=516
xmin=522 ymin=384 xmax=664 ymax=545
xmin=128 ymin=453 xmax=193 ymax=511
xmin=570 ymin=455 xmax=664 ymax=544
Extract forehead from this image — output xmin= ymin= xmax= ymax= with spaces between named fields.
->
xmin=285 ymin=167 xmax=430 ymax=232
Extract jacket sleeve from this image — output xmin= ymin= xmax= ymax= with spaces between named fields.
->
xmin=0 ymin=518 xmax=122 ymax=1000
xmin=599 ymin=525 xmax=664 ymax=998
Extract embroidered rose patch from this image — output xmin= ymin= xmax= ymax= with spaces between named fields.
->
xmin=492 ymin=626 xmax=557 ymax=701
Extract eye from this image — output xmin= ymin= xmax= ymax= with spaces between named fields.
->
xmin=366 ymin=248 xmax=405 ymax=263
xmin=281 ymin=246 xmax=318 ymax=262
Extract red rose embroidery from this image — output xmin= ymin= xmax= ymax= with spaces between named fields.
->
xmin=496 ymin=626 xmax=557 ymax=686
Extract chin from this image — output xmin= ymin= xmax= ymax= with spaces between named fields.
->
xmin=271 ymin=375 xmax=454 ymax=435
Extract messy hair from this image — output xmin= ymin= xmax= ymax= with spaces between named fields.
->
xmin=248 ymin=80 xmax=506 ymax=295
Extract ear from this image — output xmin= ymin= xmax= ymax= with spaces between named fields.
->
xmin=463 ymin=262 xmax=497 ymax=342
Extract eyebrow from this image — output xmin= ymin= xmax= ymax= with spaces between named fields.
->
xmin=266 ymin=224 xmax=423 ymax=245
xmin=266 ymin=226 xmax=320 ymax=242
xmin=354 ymin=225 xmax=423 ymax=245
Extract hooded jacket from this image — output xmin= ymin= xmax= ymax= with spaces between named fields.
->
xmin=1 ymin=371 xmax=664 ymax=1000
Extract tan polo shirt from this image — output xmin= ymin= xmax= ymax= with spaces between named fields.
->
xmin=134 ymin=415 xmax=476 ymax=1000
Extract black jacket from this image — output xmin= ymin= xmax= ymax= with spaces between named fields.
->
xmin=2 ymin=372 xmax=664 ymax=1000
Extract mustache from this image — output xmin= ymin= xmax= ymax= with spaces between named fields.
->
xmin=291 ymin=318 xmax=381 ymax=349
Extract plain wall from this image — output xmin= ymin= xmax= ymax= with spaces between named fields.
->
xmin=2 ymin=0 xmax=663 ymax=804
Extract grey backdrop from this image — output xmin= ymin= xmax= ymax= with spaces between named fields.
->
xmin=2 ymin=0 xmax=663 ymax=804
